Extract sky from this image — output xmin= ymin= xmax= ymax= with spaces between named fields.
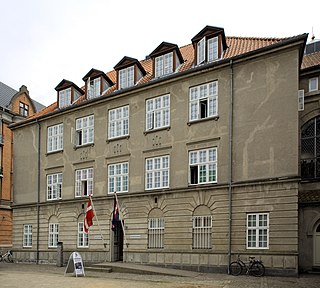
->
xmin=0 ymin=0 xmax=319 ymax=107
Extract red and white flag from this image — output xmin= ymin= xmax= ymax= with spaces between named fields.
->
xmin=84 ymin=198 xmax=94 ymax=234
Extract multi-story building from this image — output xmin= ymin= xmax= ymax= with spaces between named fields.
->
xmin=0 ymin=83 xmax=44 ymax=249
xmin=10 ymin=25 xmax=310 ymax=275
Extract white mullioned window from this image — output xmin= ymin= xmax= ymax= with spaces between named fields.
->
xmin=146 ymin=94 xmax=170 ymax=130
xmin=189 ymin=148 xmax=217 ymax=184
xmin=148 ymin=218 xmax=164 ymax=249
xmin=108 ymin=106 xmax=129 ymax=139
xmin=208 ymin=36 xmax=219 ymax=62
xmin=197 ymin=36 xmax=206 ymax=65
xmin=75 ymin=168 xmax=94 ymax=197
xmin=197 ymin=36 xmax=219 ymax=65
xmin=48 ymin=223 xmax=59 ymax=248
xmin=23 ymin=224 xmax=32 ymax=248
xmin=189 ymin=81 xmax=218 ymax=121
xmin=247 ymin=213 xmax=269 ymax=249
xmin=58 ymin=88 xmax=71 ymax=108
xmin=47 ymin=173 xmax=62 ymax=200
xmin=75 ymin=115 xmax=94 ymax=146
xmin=47 ymin=123 xmax=63 ymax=153
xmin=155 ymin=52 xmax=173 ymax=77
xmin=108 ymin=162 xmax=129 ymax=193
xmin=192 ymin=216 xmax=212 ymax=249
xmin=145 ymin=155 xmax=169 ymax=190
xmin=309 ymin=77 xmax=319 ymax=92
xmin=119 ymin=66 xmax=134 ymax=89
xmin=78 ymin=222 xmax=89 ymax=247
xmin=88 ymin=77 xmax=101 ymax=99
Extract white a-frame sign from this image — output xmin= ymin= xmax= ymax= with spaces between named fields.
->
xmin=64 ymin=252 xmax=85 ymax=277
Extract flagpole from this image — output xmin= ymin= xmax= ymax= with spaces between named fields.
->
xmin=114 ymin=192 xmax=128 ymax=247
xmin=89 ymin=195 xmax=107 ymax=249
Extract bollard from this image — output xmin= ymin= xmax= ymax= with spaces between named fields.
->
xmin=56 ymin=242 xmax=63 ymax=267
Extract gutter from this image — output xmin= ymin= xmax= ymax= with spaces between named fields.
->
xmin=36 ymin=120 xmax=41 ymax=264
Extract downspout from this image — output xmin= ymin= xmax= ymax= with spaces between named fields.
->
xmin=228 ymin=59 xmax=234 ymax=273
xmin=36 ymin=120 xmax=41 ymax=264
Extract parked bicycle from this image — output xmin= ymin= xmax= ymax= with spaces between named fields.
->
xmin=229 ymin=255 xmax=265 ymax=277
xmin=0 ymin=250 xmax=14 ymax=263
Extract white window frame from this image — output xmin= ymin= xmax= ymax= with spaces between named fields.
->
xmin=23 ymin=224 xmax=32 ymax=248
xmin=155 ymin=52 xmax=173 ymax=77
xmin=192 ymin=215 xmax=212 ymax=249
xmin=246 ymin=213 xmax=269 ymax=249
xmin=58 ymin=88 xmax=71 ymax=108
xmin=75 ymin=168 xmax=94 ymax=197
xmin=47 ymin=173 xmax=62 ymax=200
xmin=108 ymin=162 xmax=129 ymax=194
xmin=108 ymin=106 xmax=129 ymax=139
xmin=208 ymin=36 xmax=219 ymax=62
xmin=48 ymin=223 xmax=59 ymax=248
xmin=146 ymin=94 xmax=170 ymax=131
xmin=189 ymin=148 xmax=217 ymax=185
xmin=309 ymin=77 xmax=319 ymax=92
xmin=119 ymin=66 xmax=134 ymax=89
xmin=87 ymin=77 xmax=101 ymax=99
xmin=148 ymin=218 xmax=164 ymax=249
xmin=75 ymin=115 xmax=94 ymax=146
xmin=197 ymin=36 xmax=206 ymax=65
xmin=78 ymin=222 xmax=89 ymax=248
xmin=189 ymin=81 xmax=218 ymax=121
xmin=145 ymin=155 xmax=170 ymax=190
xmin=47 ymin=123 xmax=63 ymax=153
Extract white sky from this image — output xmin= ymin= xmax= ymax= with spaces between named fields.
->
xmin=0 ymin=0 xmax=319 ymax=107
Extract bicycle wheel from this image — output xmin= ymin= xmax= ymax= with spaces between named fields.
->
xmin=229 ymin=261 xmax=242 ymax=276
xmin=250 ymin=262 xmax=265 ymax=277
xmin=4 ymin=254 xmax=13 ymax=263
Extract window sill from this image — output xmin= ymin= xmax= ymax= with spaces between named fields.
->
xmin=106 ymin=135 xmax=130 ymax=143
xmin=46 ymin=150 xmax=63 ymax=156
xmin=187 ymin=116 xmax=219 ymax=126
xmin=73 ymin=143 xmax=94 ymax=150
xmin=144 ymin=126 xmax=170 ymax=135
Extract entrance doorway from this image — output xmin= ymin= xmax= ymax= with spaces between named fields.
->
xmin=113 ymin=220 xmax=123 ymax=261
xmin=314 ymin=223 xmax=320 ymax=266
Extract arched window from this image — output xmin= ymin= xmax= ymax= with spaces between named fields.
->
xmin=192 ymin=205 xmax=212 ymax=249
xmin=148 ymin=208 xmax=164 ymax=249
xmin=301 ymin=116 xmax=320 ymax=179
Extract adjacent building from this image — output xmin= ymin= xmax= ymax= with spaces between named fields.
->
xmin=0 ymin=83 xmax=44 ymax=249
xmin=10 ymin=25 xmax=315 ymax=275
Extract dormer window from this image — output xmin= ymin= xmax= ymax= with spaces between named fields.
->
xmin=88 ymin=77 xmax=100 ymax=98
xmin=55 ymin=79 xmax=84 ymax=109
xmin=192 ymin=26 xmax=228 ymax=66
xmin=19 ymin=102 xmax=29 ymax=117
xmin=149 ymin=42 xmax=184 ymax=79
xmin=114 ymin=56 xmax=146 ymax=90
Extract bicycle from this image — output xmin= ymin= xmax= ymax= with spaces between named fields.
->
xmin=229 ymin=254 xmax=265 ymax=277
xmin=0 ymin=250 xmax=14 ymax=263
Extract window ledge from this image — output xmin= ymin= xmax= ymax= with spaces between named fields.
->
xmin=73 ymin=143 xmax=94 ymax=150
xmin=187 ymin=116 xmax=219 ymax=126
xmin=46 ymin=150 xmax=63 ymax=156
xmin=106 ymin=135 xmax=130 ymax=143
xmin=144 ymin=126 xmax=170 ymax=135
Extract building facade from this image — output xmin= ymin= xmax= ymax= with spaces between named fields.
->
xmin=0 ymin=83 xmax=44 ymax=249
xmin=10 ymin=26 xmax=308 ymax=275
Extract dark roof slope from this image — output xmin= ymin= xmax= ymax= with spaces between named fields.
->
xmin=0 ymin=81 xmax=18 ymax=108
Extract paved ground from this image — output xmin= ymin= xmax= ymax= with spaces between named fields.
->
xmin=0 ymin=261 xmax=320 ymax=288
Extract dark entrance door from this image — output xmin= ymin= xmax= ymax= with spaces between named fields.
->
xmin=113 ymin=220 xmax=123 ymax=261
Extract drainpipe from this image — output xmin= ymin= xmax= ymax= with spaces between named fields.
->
xmin=228 ymin=59 xmax=234 ymax=273
xmin=36 ymin=120 xmax=41 ymax=264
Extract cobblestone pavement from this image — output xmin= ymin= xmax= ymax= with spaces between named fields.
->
xmin=0 ymin=262 xmax=320 ymax=288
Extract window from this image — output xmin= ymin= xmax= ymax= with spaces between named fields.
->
xmin=75 ymin=115 xmax=94 ymax=146
xmin=192 ymin=216 xmax=212 ymax=249
xmin=148 ymin=218 xmax=164 ymax=249
xmin=146 ymin=94 xmax=170 ymax=130
xmin=48 ymin=223 xmax=59 ymax=248
xmin=59 ymin=88 xmax=71 ymax=108
xmin=189 ymin=148 xmax=217 ymax=184
xmin=108 ymin=162 xmax=129 ymax=193
xmin=189 ymin=81 xmax=218 ymax=121
xmin=108 ymin=106 xmax=129 ymax=139
xmin=301 ymin=117 xmax=320 ymax=179
xmin=119 ymin=66 xmax=134 ymax=89
xmin=47 ymin=173 xmax=62 ymax=200
xmin=155 ymin=52 xmax=173 ymax=77
xmin=197 ymin=36 xmax=219 ymax=65
xmin=19 ymin=102 xmax=29 ymax=117
xmin=309 ymin=77 xmax=318 ymax=92
xmin=75 ymin=168 xmax=93 ymax=197
xmin=247 ymin=213 xmax=269 ymax=249
xmin=23 ymin=224 xmax=32 ymax=248
xmin=145 ymin=155 xmax=169 ymax=190
xmin=87 ymin=77 xmax=101 ymax=99
xmin=78 ymin=222 xmax=89 ymax=247
xmin=47 ymin=124 xmax=63 ymax=153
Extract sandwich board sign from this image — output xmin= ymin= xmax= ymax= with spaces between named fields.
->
xmin=64 ymin=252 xmax=85 ymax=277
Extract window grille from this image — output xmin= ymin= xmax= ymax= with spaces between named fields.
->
xmin=148 ymin=218 xmax=164 ymax=248
xmin=48 ymin=223 xmax=59 ymax=248
xmin=23 ymin=224 xmax=32 ymax=248
xmin=192 ymin=216 xmax=212 ymax=249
